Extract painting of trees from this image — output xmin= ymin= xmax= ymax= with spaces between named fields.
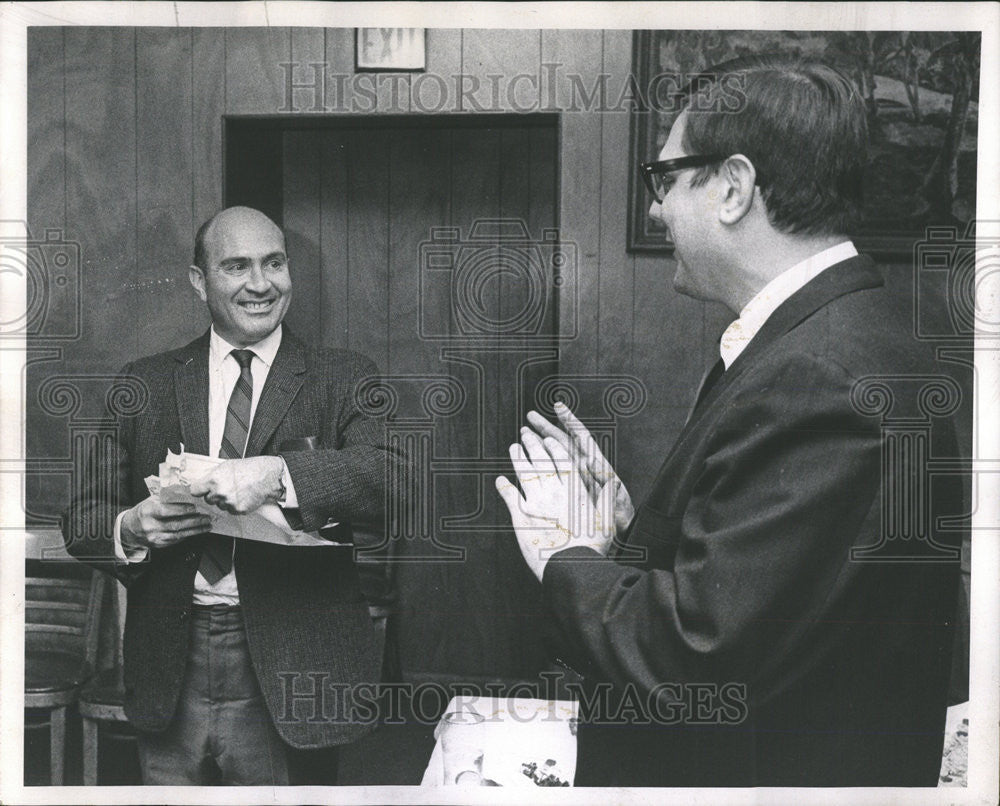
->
xmin=630 ymin=29 xmax=981 ymax=253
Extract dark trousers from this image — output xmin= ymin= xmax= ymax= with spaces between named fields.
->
xmin=137 ymin=605 xmax=339 ymax=785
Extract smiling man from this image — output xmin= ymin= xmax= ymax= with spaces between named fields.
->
xmin=64 ymin=206 xmax=394 ymax=785
xmin=498 ymin=57 xmax=965 ymax=786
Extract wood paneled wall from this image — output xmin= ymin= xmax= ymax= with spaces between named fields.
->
xmin=27 ymin=27 xmax=727 ymax=677
xmin=27 ymin=28 xmax=726 ymax=519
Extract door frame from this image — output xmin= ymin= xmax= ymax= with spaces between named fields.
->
xmin=222 ymin=113 xmax=562 ymax=230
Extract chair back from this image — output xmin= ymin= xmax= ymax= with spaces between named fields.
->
xmin=25 ymin=566 xmax=105 ymax=669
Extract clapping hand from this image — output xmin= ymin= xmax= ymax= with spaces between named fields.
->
xmin=525 ymin=401 xmax=635 ymax=538
xmin=495 ymin=427 xmax=617 ymax=583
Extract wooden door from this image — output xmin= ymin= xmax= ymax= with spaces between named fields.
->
xmin=280 ymin=118 xmax=559 ymax=681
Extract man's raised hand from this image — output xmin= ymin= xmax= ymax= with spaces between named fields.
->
xmin=525 ymin=401 xmax=635 ymax=538
xmin=496 ymin=428 xmax=617 ymax=582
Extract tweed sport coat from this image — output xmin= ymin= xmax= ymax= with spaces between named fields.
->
xmin=542 ymin=256 xmax=965 ymax=786
xmin=63 ymin=328 xmax=396 ymax=748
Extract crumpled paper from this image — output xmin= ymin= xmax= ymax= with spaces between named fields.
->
xmin=144 ymin=445 xmax=337 ymax=547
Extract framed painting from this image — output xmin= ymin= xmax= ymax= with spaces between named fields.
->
xmin=627 ymin=30 xmax=981 ymax=258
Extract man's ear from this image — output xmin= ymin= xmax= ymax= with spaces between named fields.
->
xmin=718 ymin=154 xmax=757 ymax=226
xmin=188 ymin=265 xmax=208 ymax=302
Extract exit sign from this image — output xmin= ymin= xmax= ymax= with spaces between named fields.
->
xmin=356 ymin=28 xmax=426 ymax=72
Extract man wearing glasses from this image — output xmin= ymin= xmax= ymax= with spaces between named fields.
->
xmin=498 ymin=57 xmax=963 ymax=786
xmin=64 ymin=206 xmax=394 ymax=784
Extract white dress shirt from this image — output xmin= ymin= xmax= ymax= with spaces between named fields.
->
xmin=719 ymin=241 xmax=858 ymax=369
xmin=114 ymin=324 xmax=298 ymax=605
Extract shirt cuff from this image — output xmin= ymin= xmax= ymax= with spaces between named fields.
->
xmin=280 ymin=458 xmax=299 ymax=509
xmin=114 ymin=510 xmax=149 ymax=563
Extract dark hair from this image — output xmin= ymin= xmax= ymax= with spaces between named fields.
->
xmin=681 ymin=55 xmax=867 ymax=237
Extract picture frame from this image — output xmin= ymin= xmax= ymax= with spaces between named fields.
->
xmin=627 ymin=30 xmax=981 ymax=259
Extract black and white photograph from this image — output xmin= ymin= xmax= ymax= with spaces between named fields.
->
xmin=0 ymin=2 xmax=997 ymax=804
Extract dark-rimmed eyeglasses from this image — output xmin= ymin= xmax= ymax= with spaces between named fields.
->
xmin=640 ymin=155 xmax=724 ymax=202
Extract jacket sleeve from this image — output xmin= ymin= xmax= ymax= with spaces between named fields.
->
xmin=280 ymin=352 xmax=407 ymax=532
xmin=61 ymin=363 xmax=150 ymax=587
xmin=541 ymin=352 xmax=882 ymax=693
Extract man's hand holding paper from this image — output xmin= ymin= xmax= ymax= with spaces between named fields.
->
xmin=188 ymin=455 xmax=286 ymax=514
xmin=140 ymin=447 xmax=337 ymax=548
xmin=120 ymin=498 xmax=213 ymax=553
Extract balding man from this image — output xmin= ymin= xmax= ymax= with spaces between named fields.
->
xmin=64 ymin=206 xmax=394 ymax=784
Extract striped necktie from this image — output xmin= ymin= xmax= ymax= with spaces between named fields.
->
xmin=198 ymin=349 xmax=255 ymax=584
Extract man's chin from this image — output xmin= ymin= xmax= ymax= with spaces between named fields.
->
xmin=229 ymin=316 xmax=282 ymax=346
xmin=234 ymin=302 xmax=288 ymax=337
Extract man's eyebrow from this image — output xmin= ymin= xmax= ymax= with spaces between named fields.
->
xmin=215 ymin=252 xmax=287 ymax=267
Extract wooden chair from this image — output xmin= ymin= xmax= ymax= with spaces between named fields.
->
xmin=78 ymin=579 xmax=130 ymax=785
xmin=367 ymin=602 xmax=398 ymax=682
xmin=24 ymin=566 xmax=105 ymax=785
xmin=351 ymin=523 xmax=400 ymax=682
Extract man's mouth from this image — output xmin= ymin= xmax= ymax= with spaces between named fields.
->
xmin=238 ymin=299 xmax=276 ymax=312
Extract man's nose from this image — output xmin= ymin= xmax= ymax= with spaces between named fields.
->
xmin=245 ymin=263 xmax=271 ymax=292
xmin=648 ymin=200 xmax=672 ymax=240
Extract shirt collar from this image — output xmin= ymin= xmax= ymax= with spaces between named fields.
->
xmin=719 ymin=241 xmax=858 ymax=369
xmin=209 ymin=324 xmax=283 ymax=369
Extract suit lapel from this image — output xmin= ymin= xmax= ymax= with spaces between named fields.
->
xmin=618 ymin=255 xmax=885 ymax=558
xmin=684 ymin=254 xmax=883 ymax=434
xmin=645 ymin=255 xmax=885 ymax=485
xmin=173 ymin=331 xmax=211 ymax=455
xmin=244 ymin=330 xmax=307 ymax=457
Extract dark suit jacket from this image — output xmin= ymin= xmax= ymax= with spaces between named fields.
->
xmin=542 ymin=256 xmax=963 ymax=786
xmin=63 ymin=328 xmax=396 ymax=748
